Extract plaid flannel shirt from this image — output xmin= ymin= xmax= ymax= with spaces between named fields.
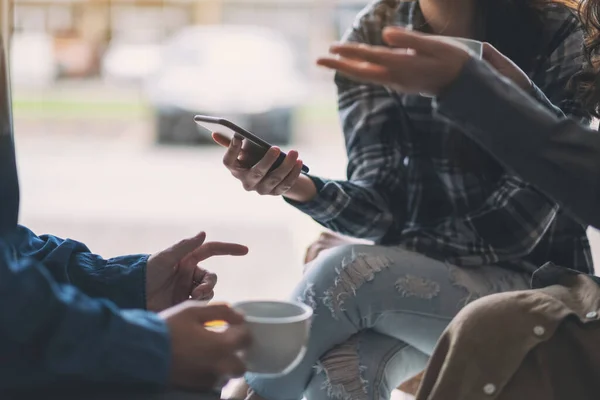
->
xmin=290 ymin=1 xmax=593 ymax=272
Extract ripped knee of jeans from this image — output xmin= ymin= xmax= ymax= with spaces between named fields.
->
xmin=448 ymin=264 xmax=528 ymax=307
xmin=322 ymin=249 xmax=393 ymax=319
xmin=297 ymin=282 xmax=318 ymax=310
xmin=314 ymin=335 xmax=369 ymax=400
xmin=395 ymin=275 xmax=441 ymax=300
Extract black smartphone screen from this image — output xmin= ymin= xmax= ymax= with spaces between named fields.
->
xmin=194 ymin=115 xmax=309 ymax=173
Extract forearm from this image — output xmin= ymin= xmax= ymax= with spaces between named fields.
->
xmin=0 ymin=242 xmax=170 ymax=389
xmin=71 ymin=252 xmax=149 ymax=309
xmin=284 ymin=176 xmax=396 ymax=241
xmin=282 ymin=174 xmax=318 ymax=203
xmin=435 ymin=58 xmax=600 ymax=228
xmin=10 ymin=226 xmax=148 ymax=309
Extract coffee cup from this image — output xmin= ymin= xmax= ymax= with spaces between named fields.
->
xmin=233 ymin=300 xmax=313 ymax=376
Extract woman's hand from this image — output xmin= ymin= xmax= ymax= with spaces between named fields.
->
xmin=482 ymin=43 xmax=533 ymax=92
xmin=316 ymin=27 xmax=532 ymax=96
xmin=317 ymin=27 xmax=470 ymax=96
xmin=213 ymin=132 xmax=317 ymax=202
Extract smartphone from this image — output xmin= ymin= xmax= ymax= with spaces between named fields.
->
xmin=194 ymin=115 xmax=309 ymax=173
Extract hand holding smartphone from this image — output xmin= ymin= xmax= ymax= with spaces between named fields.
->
xmin=194 ymin=115 xmax=309 ymax=173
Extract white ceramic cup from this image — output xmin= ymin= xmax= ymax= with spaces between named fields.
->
xmin=233 ymin=300 xmax=313 ymax=377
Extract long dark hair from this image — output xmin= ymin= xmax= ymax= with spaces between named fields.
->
xmin=480 ymin=1 xmax=548 ymax=73
xmin=483 ymin=0 xmax=600 ymax=117
xmin=573 ymin=0 xmax=600 ymax=116
xmin=455 ymin=0 xmax=580 ymax=174
xmin=377 ymin=1 xmax=590 ymax=172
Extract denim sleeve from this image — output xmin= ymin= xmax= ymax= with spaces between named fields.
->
xmin=0 ymin=238 xmax=170 ymax=390
xmin=9 ymin=225 xmax=148 ymax=310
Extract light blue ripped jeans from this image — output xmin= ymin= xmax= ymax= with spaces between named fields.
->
xmin=246 ymin=245 xmax=531 ymax=400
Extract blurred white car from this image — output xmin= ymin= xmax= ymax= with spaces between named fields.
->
xmin=10 ymin=32 xmax=58 ymax=87
xmin=143 ymin=25 xmax=308 ymax=145
xmin=100 ymin=33 xmax=163 ymax=84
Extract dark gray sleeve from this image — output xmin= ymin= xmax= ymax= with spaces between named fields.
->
xmin=433 ymin=58 xmax=600 ymax=229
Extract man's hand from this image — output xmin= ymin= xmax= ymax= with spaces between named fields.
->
xmin=160 ymin=302 xmax=251 ymax=390
xmin=146 ymin=232 xmax=248 ymax=312
xmin=316 ymin=27 xmax=471 ymax=96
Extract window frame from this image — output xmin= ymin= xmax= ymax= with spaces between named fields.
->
xmin=1 ymin=0 xmax=12 ymax=59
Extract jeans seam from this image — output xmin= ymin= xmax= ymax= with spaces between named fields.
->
xmin=370 ymin=309 xmax=455 ymax=328
xmin=370 ymin=339 xmax=412 ymax=400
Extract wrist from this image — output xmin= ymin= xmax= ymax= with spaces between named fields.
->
xmin=436 ymin=55 xmax=471 ymax=100
xmin=113 ymin=310 xmax=172 ymax=386
xmin=283 ymin=174 xmax=318 ymax=203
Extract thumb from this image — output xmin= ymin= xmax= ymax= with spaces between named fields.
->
xmin=164 ymin=232 xmax=207 ymax=261
xmin=212 ymin=132 xmax=231 ymax=148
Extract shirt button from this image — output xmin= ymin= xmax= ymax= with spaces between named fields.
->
xmin=533 ymin=326 xmax=546 ymax=336
xmin=483 ymin=383 xmax=496 ymax=395
xmin=586 ymin=311 xmax=598 ymax=319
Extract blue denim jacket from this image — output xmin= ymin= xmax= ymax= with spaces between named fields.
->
xmin=0 ymin=36 xmax=170 ymax=389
